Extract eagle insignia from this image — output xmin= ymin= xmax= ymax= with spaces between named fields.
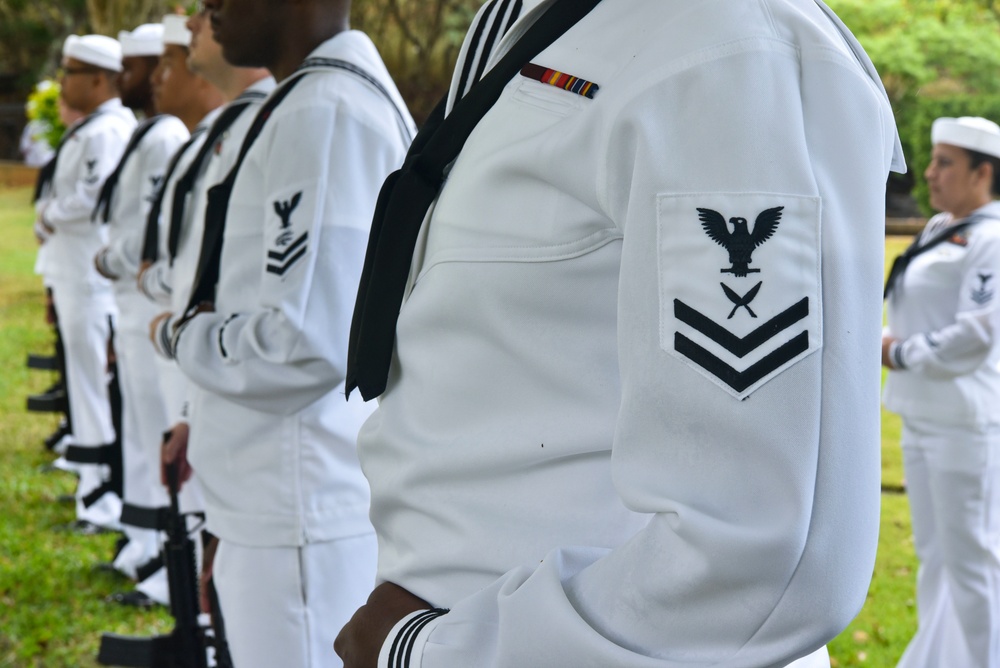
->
xmin=698 ymin=206 xmax=783 ymax=277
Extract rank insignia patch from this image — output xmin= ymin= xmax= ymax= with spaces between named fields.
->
xmin=266 ymin=191 xmax=307 ymax=278
xmin=520 ymin=63 xmax=599 ymax=99
xmin=658 ymin=193 xmax=822 ymax=399
xmin=84 ymin=159 xmax=99 ymax=185
xmin=971 ymin=271 xmax=995 ymax=305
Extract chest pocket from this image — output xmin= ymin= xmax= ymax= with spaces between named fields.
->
xmin=510 ymin=78 xmax=587 ymax=116
xmin=415 ymin=75 xmax=615 ymax=280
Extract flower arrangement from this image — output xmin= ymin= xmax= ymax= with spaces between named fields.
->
xmin=25 ymin=79 xmax=65 ymax=149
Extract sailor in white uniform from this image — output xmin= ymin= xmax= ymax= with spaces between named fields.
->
xmin=335 ymin=1 xmax=905 ymax=667
xmin=884 ymin=117 xmax=1000 ymax=668
xmin=36 ymin=34 xmax=136 ymax=531
xmin=91 ymin=21 xmax=189 ymax=598
xmin=169 ymin=0 xmax=414 ymax=665
xmin=139 ymin=6 xmax=274 ymax=610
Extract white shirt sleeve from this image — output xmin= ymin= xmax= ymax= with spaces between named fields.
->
xmin=44 ymin=128 xmax=121 ymax=230
xmin=387 ymin=41 xmax=895 ymax=668
xmin=895 ymin=233 xmax=1000 ymax=377
xmin=175 ymin=99 xmax=390 ymax=416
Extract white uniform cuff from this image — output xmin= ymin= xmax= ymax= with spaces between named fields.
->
xmin=889 ymin=339 xmax=907 ymax=370
xmin=152 ymin=314 xmax=176 ymax=360
xmin=378 ymin=608 xmax=448 ymax=668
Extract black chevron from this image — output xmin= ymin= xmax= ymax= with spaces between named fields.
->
xmin=675 ymin=330 xmax=809 ymax=392
xmin=268 ymin=232 xmax=308 ymax=262
xmin=674 ymin=297 xmax=808 ymax=358
xmin=267 ymin=247 xmax=307 ymax=276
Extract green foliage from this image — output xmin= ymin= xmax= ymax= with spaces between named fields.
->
xmin=353 ymin=0 xmax=481 ymax=123
xmin=24 ymin=79 xmax=65 ymax=148
xmin=829 ymin=0 xmax=1000 ymax=213
xmin=0 ymin=186 xmax=172 ymax=666
xmin=0 ymin=190 xmax=922 ymax=666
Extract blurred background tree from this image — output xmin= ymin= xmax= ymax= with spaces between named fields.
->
xmin=828 ymin=0 xmax=1000 ymax=214
xmin=1 ymin=0 xmax=999 ymax=217
xmin=352 ymin=0 xmax=478 ymax=123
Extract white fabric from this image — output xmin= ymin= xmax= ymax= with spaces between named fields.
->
xmin=883 ymin=202 xmax=1000 ymax=428
xmin=119 ymin=24 xmax=163 ymax=57
xmin=99 ymin=116 xmax=186 ymax=565
xmin=98 ymin=115 xmax=188 ymax=282
xmin=175 ymin=33 xmax=412 ymax=547
xmin=932 ymin=117 xmax=1000 ymax=160
xmin=36 ymin=99 xmax=136 ymax=285
xmin=63 ymin=34 xmax=122 ymax=72
xmin=214 ymin=534 xmax=377 ymax=668
xmin=161 ymin=14 xmax=191 ymax=48
xmin=895 ymin=418 xmax=1000 ymax=668
xmin=51 ymin=267 xmax=121 ymax=528
xmin=360 ymin=0 xmax=902 ymax=666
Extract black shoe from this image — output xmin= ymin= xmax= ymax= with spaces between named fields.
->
xmin=106 ymin=590 xmax=160 ymax=608
xmin=26 ymin=387 xmax=67 ymax=413
xmin=56 ymin=493 xmax=75 ymax=504
xmin=58 ymin=519 xmax=115 ymax=536
xmin=26 ymin=353 xmax=58 ymax=371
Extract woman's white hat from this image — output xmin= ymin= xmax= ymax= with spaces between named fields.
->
xmin=119 ymin=24 xmax=164 ymax=58
xmin=162 ymin=14 xmax=192 ymax=48
xmin=932 ymin=116 xmax=1000 ymax=159
xmin=63 ymin=34 xmax=123 ymax=72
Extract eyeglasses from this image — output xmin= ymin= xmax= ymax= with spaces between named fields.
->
xmin=57 ymin=66 xmax=101 ymax=79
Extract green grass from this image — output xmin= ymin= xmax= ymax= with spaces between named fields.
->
xmin=0 ymin=190 xmax=921 ymax=666
xmin=0 ymin=186 xmax=171 ymax=667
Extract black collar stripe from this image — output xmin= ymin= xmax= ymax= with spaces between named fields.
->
xmin=298 ymin=58 xmax=413 ymax=142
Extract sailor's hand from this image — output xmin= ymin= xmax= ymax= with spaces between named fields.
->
xmin=881 ymin=335 xmax=898 ymax=369
xmin=335 ymin=582 xmax=431 ymax=668
xmin=160 ymin=422 xmax=193 ymax=490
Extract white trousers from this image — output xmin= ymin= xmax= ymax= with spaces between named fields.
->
xmin=113 ymin=287 xmax=171 ymax=576
xmin=51 ymin=280 xmax=121 ymax=527
xmin=897 ymin=417 xmax=1000 ymax=668
xmin=214 ymin=533 xmax=378 ymax=668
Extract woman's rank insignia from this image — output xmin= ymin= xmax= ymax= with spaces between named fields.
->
xmin=657 ymin=193 xmax=822 ymax=399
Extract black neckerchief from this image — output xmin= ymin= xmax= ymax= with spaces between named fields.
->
xmin=884 ymin=214 xmax=987 ymax=299
xmin=346 ymin=0 xmax=605 ymax=401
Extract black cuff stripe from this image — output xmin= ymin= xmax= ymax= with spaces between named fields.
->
xmin=403 ymin=609 xmax=447 ymax=667
xmin=388 ymin=610 xmax=440 ymax=668
xmin=893 ymin=342 xmax=907 ymax=370
xmin=389 ymin=609 xmax=447 ymax=667
xmin=218 ymin=314 xmax=239 ymax=359
xmin=159 ymin=318 xmax=174 ymax=358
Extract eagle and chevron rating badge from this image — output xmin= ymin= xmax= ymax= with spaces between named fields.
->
xmin=657 ymin=193 xmax=822 ymax=399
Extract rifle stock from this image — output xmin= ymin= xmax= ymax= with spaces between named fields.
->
xmin=97 ymin=462 xmax=229 ymax=667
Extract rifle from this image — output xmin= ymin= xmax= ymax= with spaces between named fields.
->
xmin=97 ymin=462 xmax=232 ymax=668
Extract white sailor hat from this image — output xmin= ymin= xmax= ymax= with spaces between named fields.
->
xmin=119 ymin=24 xmax=164 ymax=58
xmin=162 ymin=14 xmax=192 ymax=48
xmin=63 ymin=34 xmax=123 ymax=72
xmin=932 ymin=116 xmax=1000 ymax=160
